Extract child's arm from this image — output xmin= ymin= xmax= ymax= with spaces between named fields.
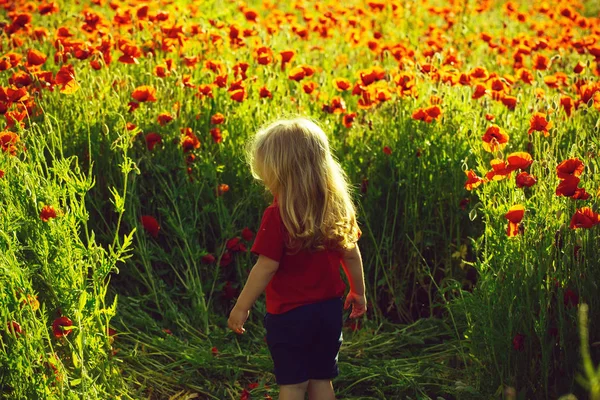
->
xmin=341 ymin=243 xmax=367 ymax=318
xmin=228 ymin=255 xmax=279 ymax=334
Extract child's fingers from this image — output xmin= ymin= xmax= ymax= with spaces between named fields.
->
xmin=344 ymin=296 xmax=352 ymax=310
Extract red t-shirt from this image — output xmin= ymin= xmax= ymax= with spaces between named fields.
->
xmin=251 ymin=202 xmax=347 ymax=314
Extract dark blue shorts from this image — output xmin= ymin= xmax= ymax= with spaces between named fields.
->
xmin=263 ymin=297 xmax=343 ymax=385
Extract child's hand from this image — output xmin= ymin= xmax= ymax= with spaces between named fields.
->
xmin=344 ymin=291 xmax=367 ymax=319
xmin=228 ymin=305 xmax=249 ymax=334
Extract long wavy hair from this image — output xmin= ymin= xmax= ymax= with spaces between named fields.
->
xmin=246 ymin=117 xmax=360 ymax=252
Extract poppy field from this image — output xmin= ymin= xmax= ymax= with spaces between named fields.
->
xmin=1 ymin=0 xmax=600 ymax=398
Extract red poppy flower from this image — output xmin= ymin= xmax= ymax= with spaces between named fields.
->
xmin=302 ymin=81 xmax=317 ymax=94
xmin=217 ymin=183 xmax=229 ymax=196
xmin=52 ymin=316 xmax=73 ymax=338
xmin=383 ymin=146 xmax=392 ymax=155
xmin=573 ymin=61 xmax=585 ymax=74
xmin=211 ymin=113 xmax=225 ymax=125
xmin=240 ymin=389 xmax=250 ymax=400
xmin=528 ymin=112 xmax=553 ymax=136
xmin=571 ymin=187 xmax=591 ymax=200
xmin=7 ymin=321 xmax=22 ymax=336
xmin=516 ymin=172 xmax=536 ymax=188
xmin=472 ymin=84 xmax=487 ymax=99
xmin=256 ymin=47 xmax=272 ymax=65
xmin=280 ymin=50 xmax=295 ymax=70
xmin=26 ymin=49 xmax=47 ymax=67
xmin=220 ymin=251 xmax=233 ymax=267
xmin=197 ymin=84 xmax=214 ymax=98
xmin=412 ymin=105 xmax=441 ymax=123
xmin=0 ymin=170 xmax=4 ymax=179
xmin=211 ymin=346 xmax=219 ymax=356
xmin=55 ymin=64 xmax=78 ymax=94
xmin=556 ymin=175 xmax=581 ymax=197
xmin=512 ymin=333 xmax=525 ymax=351
xmin=560 ymin=96 xmax=574 ymax=117
xmin=358 ymin=66 xmax=385 ymax=86
xmin=145 ymin=133 xmax=162 ymax=151
xmin=288 ymin=66 xmax=306 ymax=81
xmin=343 ymin=112 xmax=356 ymax=128
xmin=505 ymin=204 xmax=525 ymax=237
xmin=556 ymin=158 xmax=584 ymax=179
xmin=563 ymin=289 xmax=579 ymax=307
xmin=506 ymin=152 xmax=533 ymax=171
xmin=181 ymin=128 xmax=200 ymax=152
xmin=0 ymin=131 xmax=20 ymax=155
xmin=481 ymin=125 xmax=509 ymax=152
xmin=486 ymin=159 xmax=512 ymax=181
xmin=128 ymin=101 xmax=139 ymax=113
xmin=242 ymin=227 xmax=255 ymax=241
xmin=464 ymin=170 xmax=484 ymax=190
xmin=223 ymin=281 xmax=237 ymax=299
xmin=230 ymin=88 xmax=246 ymax=102
xmin=227 ymin=237 xmax=242 ymax=251
xmin=131 ymin=86 xmax=157 ymax=102
xmin=201 ymin=254 xmax=216 ymax=264
xmin=40 ymin=205 xmax=57 ymax=222
xmin=569 ymin=207 xmax=600 ymax=229
xmin=335 ymin=78 xmax=351 ymax=91
xmin=210 ymin=128 xmax=223 ymax=144
xmin=157 ymin=113 xmax=173 ymax=126
xmin=501 ymin=95 xmax=517 ymax=110
xmin=140 ymin=215 xmax=160 ymax=238
xmin=259 ymin=86 xmax=272 ymax=99
xmin=533 ymin=54 xmax=550 ymax=70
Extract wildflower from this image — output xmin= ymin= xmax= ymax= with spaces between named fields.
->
xmin=181 ymin=128 xmax=200 ymax=152
xmin=140 ymin=215 xmax=160 ymax=238
xmin=528 ymin=112 xmax=552 ymax=136
xmin=131 ymin=85 xmax=157 ymax=102
xmin=40 ymin=205 xmax=57 ymax=222
xmin=481 ymin=125 xmax=509 ymax=152
xmin=52 ymin=316 xmax=73 ymax=338
xmin=506 ymin=152 xmax=533 ymax=171
xmin=512 ymin=333 xmax=525 ymax=351
xmin=210 ymin=128 xmax=223 ymax=144
xmin=7 ymin=321 xmax=22 ymax=336
xmin=157 ymin=113 xmax=173 ymax=126
xmin=515 ymin=172 xmax=536 ymax=188
xmin=486 ymin=159 xmax=512 ymax=181
xmin=569 ymin=207 xmax=600 ymax=229
xmin=464 ymin=170 xmax=484 ymax=190
xmin=343 ymin=112 xmax=357 ymax=128
xmin=505 ymin=204 xmax=525 ymax=237
xmin=383 ymin=146 xmax=392 ymax=155
xmin=217 ymin=183 xmax=229 ymax=196
xmin=334 ymin=78 xmax=351 ymax=91
xmin=241 ymin=228 xmax=255 ymax=241
xmin=259 ymin=86 xmax=272 ymax=99
xmin=201 ymin=254 xmax=216 ymax=264
xmin=563 ymin=289 xmax=579 ymax=307
xmin=211 ymin=113 xmax=225 ymax=125
xmin=556 ymin=158 xmax=584 ymax=179
xmin=145 ymin=133 xmax=162 ymax=151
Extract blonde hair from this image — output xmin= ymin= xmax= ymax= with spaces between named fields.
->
xmin=246 ymin=117 xmax=360 ymax=252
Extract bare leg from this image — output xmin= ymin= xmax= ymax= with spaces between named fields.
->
xmin=307 ymin=380 xmax=336 ymax=400
xmin=279 ymin=380 xmax=309 ymax=400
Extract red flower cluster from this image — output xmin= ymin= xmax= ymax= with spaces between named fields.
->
xmin=555 ymin=158 xmax=590 ymax=200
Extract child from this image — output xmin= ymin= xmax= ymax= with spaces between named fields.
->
xmin=227 ymin=117 xmax=367 ymax=400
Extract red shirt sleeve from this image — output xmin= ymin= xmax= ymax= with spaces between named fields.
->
xmin=251 ymin=206 xmax=284 ymax=262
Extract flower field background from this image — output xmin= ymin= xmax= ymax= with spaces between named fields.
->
xmin=1 ymin=0 xmax=600 ymax=398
